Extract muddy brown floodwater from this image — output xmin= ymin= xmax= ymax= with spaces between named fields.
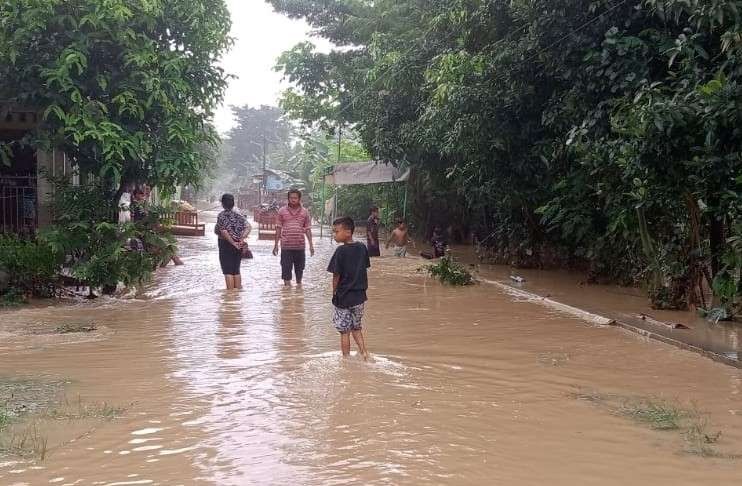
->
xmin=1 ymin=214 xmax=742 ymax=485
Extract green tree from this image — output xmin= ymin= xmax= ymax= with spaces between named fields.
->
xmin=220 ymin=104 xmax=292 ymax=188
xmin=270 ymin=0 xmax=742 ymax=312
xmin=0 ymin=0 xmax=232 ymax=194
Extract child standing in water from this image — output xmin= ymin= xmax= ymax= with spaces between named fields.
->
xmin=421 ymin=225 xmax=448 ymax=259
xmin=386 ymin=219 xmax=410 ymax=257
xmin=328 ymin=216 xmax=371 ymax=360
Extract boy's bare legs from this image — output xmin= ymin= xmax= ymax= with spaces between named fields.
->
xmin=234 ymin=274 xmax=242 ymax=289
xmin=351 ymin=329 xmax=369 ymax=360
xmin=340 ymin=332 xmax=351 ymax=357
xmin=224 ymin=275 xmax=235 ymax=290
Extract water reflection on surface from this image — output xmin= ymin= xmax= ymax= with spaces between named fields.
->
xmin=1 ymin=218 xmax=742 ymax=484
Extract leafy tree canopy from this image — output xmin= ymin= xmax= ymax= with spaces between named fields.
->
xmin=219 ymin=104 xmax=292 ymax=187
xmin=0 ymin=0 xmax=232 ymax=194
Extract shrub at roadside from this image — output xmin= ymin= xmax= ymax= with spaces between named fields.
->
xmin=41 ymin=179 xmax=177 ymax=294
xmin=0 ymin=235 xmax=60 ymax=302
xmin=0 ymin=178 xmax=179 ymax=302
xmin=710 ymin=222 xmax=742 ymax=321
xmin=424 ymin=255 xmax=474 ymax=286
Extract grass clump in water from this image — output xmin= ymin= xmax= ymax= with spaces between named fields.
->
xmin=573 ymin=390 xmax=727 ymax=458
xmin=684 ymin=419 xmax=724 ymax=457
xmin=0 ymin=403 xmax=11 ymax=431
xmin=619 ymin=399 xmax=684 ymax=430
xmin=1 ymin=377 xmax=126 ymax=461
xmin=54 ymin=322 xmax=97 ymax=334
xmin=0 ymin=423 xmax=48 ymax=460
xmin=46 ymin=395 xmax=125 ymax=420
xmin=422 ymin=255 xmax=474 ymax=286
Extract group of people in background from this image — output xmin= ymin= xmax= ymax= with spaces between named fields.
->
xmin=214 ymin=189 xmax=449 ymax=359
xmin=366 ymin=206 xmax=447 ymax=260
xmin=214 ymin=189 xmax=313 ymax=290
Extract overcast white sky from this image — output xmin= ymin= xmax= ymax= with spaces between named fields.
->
xmin=214 ymin=1 xmax=331 ymax=134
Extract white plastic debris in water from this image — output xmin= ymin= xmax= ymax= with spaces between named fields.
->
xmin=510 ymin=275 xmax=526 ymax=283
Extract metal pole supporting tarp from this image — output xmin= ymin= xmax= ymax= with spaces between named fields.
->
xmin=334 ymin=126 xmax=341 ymax=225
xmin=320 ymin=174 xmax=325 ymax=238
xmin=403 ymin=183 xmax=408 ymax=220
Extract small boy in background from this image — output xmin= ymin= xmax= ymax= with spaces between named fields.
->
xmin=422 ymin=226 xmax=448 ymax=259
xmin=386 ymin=219 xmax=410 ymax=257
xmin=328 ymin=216 xmax=371 ymax=360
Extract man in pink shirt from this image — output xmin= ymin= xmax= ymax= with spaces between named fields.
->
xmin=272 ymin=189 xmax=315 ymax=286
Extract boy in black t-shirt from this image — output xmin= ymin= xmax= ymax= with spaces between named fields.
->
xmin=327 ymin=216 xmax=371 ymax=360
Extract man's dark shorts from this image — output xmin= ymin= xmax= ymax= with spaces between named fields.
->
xmin=281 ymin=249 xmax=306 ymax=282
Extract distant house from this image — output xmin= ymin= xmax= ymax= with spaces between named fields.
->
xmin=0 ymin=103 xmax=73 ymax=234
xmin=262 ymin=168 xmax=306 ymax=194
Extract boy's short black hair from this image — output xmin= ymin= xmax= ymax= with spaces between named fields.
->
xmin=287 ymin=188 xmax=302 ymax=199
xmin=396 ymin=218 xmax=404 ymax=226
xmin=333 ymin=216 xmax=355 ymax=234
xmin=369 ymin=206 xmax=378 ymax=214
xmin=221 ymin=193 xmax=235 ymax=210
xmin=133 ymin=188 xmax=144 ymax=197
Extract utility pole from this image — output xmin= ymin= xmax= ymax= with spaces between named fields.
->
xmin=258 ymin=130 xmax=267 ymax=206
xmin=334 ymin=125 xmax=342 ymax=223
xmin=262 ymin=131 xmax=267 ymax=203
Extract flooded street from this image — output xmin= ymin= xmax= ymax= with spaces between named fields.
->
xmin=2 ymin=217 xmax=742 ymax=485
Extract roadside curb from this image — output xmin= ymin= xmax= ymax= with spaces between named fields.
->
xmin=481 ymin=279 xmax=742 ymax=370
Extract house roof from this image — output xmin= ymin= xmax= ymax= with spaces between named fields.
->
xmin=256 ymin=168 xmax=306 ymax=192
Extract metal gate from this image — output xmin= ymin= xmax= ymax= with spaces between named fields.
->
xmin=0 ymin=174 xmax=37 ymax=235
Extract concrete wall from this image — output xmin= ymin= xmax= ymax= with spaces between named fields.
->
xmin=36 ymin=149 xmax=72 ymax=228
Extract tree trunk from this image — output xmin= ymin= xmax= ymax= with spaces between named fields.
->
xmin=684 ymin=194 xmax=704 ymax=309
xmin=709 ymin=211 xmax=725 ymax=278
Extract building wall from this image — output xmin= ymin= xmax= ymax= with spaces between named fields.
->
xmin=35 ymin=149 xmax=72 ymax=228
xmin=1 ymin=104 xmax=77 ymax=231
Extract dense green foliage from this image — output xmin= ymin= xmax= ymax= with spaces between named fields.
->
xmin=270 ymin=0 xmax=742 ymax=313
xmin=424 ymin=255 xmax=475 ymax=286
xmin=218 ymin=105 xmax=293 ymax=189
xmin=0 ymin=235 xmax=59 ymax=300
xmin=41 ymin=177 xmax=176 ymax=293
xmin=0 ymin=178 xmax=177 ymax=300
xmin=0 ymin=0 xmax=232 ymax=193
